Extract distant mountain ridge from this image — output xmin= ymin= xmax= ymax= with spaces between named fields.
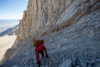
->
xmin=0 ymin=24 xmax=19 ymax=36
xmin=0 ymin=19 xmax=19 ymax=36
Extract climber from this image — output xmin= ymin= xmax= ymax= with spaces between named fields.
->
xmin=33 ymin=39 xmax=48 ymax=67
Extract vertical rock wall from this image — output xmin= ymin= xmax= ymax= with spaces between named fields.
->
xmin=17 ymin=0 xmax=76 ymax=40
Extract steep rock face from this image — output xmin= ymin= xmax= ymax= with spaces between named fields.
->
xmin=1 ymin=0 xmax=100 ymax=66
xmin=17 ymin=0 xmax=100 ymax=40
xmin=17 ymin=0 xmax=79 ymax=40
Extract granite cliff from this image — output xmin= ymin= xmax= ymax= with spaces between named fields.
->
xmin=1 ymin=0 xmax=100 ymax=67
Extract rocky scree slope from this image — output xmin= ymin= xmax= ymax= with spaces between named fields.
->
xmin=0 ymin=0 xmax=100 ymax=67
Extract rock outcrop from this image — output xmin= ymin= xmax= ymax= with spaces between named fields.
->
xmin=17 ymin=0 xmax=93 ymax=40
xmin=0 ymin=0 xmax=100 ymax=67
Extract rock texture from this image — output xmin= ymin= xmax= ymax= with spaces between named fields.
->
xmin=0 ymin=0 xmax=100 ymax=67
xmin=17 ymin=0 xmax=88 ymax=40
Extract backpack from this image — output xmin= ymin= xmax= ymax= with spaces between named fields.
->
xmin=33 ymin=40 xmax=44 ymax=47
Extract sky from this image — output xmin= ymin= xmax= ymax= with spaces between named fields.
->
xmin=0 ymin=0 xmax=28 ymax=20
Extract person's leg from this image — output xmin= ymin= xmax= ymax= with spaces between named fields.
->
xmin=40 ymin=50 xmax=44 ymax=58
xmin=37 ymin=62 xmax=41 ymax=67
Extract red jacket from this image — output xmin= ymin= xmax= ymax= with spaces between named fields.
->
xmin=36 ymin=44 xmax=48 ymax=62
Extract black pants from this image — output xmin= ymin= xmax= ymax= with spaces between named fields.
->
xmin=36 ymin=50 xmax=44 ymax=67
xmin=39 ymin=50 xmax=44 ymax=58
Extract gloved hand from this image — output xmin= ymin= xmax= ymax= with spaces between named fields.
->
xmin=37 ymin=62 xmax=41 ymax=67
xmin=46 ymin=55 xmax=49 ymax=58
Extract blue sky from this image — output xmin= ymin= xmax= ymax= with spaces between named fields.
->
xmin=0 ymin=0 xmax=28 ymax=20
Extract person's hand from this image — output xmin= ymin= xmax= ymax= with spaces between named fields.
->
xmin=46 ymin=55 xmax=49 ymax=58
xmin=37 ymin=62 xmax=41 ymax=67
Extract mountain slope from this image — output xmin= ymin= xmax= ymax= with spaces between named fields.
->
xmin=0 ymin=35 xmax=16 ymax=61
xmin=0 ymin=0 xmax=100 ymax=67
